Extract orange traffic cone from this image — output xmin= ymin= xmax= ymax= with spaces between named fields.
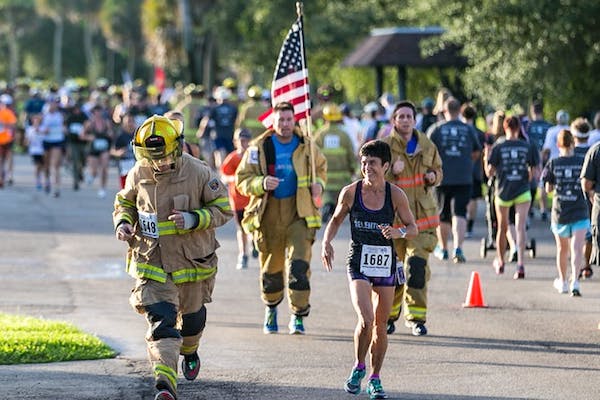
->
xmin=463 ymin=271 xmax=487 ymax=308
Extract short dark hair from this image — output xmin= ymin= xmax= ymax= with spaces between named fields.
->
xmin=460 ymin=103 xmax=477 ymax=120
xmin=392 ymin=101 xmax=417 ymax=119
xmin=532 ymin=100 xmax=544 ymax=115
xmin=359 ymin=140 xmax=391 ymax=165
xmin=503 ymin=115 xmax=521 ymax=132
xmin=273 ymin=101 xmax=295 ymax=114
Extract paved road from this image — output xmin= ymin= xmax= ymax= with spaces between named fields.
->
xmin=1 ymin=154 xmax=599 ymax=400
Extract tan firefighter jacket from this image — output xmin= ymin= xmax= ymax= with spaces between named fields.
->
xmin=235 ymin=127 xmax=327 ymax=233
xmin=382 ymin=128 xmax=443 ymax=231
xmin=113 ymin=153 xmax=232 ymax=283
xmin=314 ymin=122 xmax=356 ymax=192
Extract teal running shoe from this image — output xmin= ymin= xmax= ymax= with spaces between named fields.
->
xmin=366 ymin=378 xmax=388 ymax=399
xmin=433 ymin=245 xmax=449 ymax=261
xmin=344 ymin=367 xmax=366 ymax=394
xmin=263 ymin=307 xmax=278 ymax=334
xmin=288 ymin=315 xmax=305 ymax=334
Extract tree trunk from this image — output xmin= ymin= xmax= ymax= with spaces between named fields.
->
xmin=84 ymin=20 xmax=98 ymax=84
xmin=7 ymin=34 xmax=19 ymax=83
xmin=178 ymin=0 xmax=197 ymax=82
xmin=53 ymin=17 xmax=63 ymax=84
xmin=203 ymin=31 xmax=216 ymax=89
xmin=126 ymin=41 xmax=137 ymax=80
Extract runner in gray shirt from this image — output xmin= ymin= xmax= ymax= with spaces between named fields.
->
xmin=485 ymin=116 xmax=537 ymax=279
xmin=427 ymin=97 xmax=481 ymax=263
xmin=544 ymin=130 xmax=589 ymax=296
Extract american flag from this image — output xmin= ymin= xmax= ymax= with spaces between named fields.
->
xmin=259 ymin=16 xmax=310 ymax=128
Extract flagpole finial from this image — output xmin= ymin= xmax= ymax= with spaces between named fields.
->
xmin=296 ymin=2 xmax=303 ymax=17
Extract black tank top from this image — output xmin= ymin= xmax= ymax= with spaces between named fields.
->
xmin=347 ymin=180 xmax=396 ymax=275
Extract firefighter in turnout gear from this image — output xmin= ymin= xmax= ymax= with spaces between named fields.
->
xmin=235 ymin=101 xmax=327 ymax=335
xmin=235 ymin=85 xmax=270 ymax=138
xmin=381 ymin=101 xmax=443 ymax=336
xmin=315 ymin=103 xmax=357 ymax=223
xmin=113 ymin=115 xmax=232 ymax=400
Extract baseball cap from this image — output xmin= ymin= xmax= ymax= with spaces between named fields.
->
xmin=234 ymin=128 xmax=252 ymax=140
xmin=0 ymin=94 xmax=13 ymax=105
xmin=556 ymin=109 xmax=569 ymax=125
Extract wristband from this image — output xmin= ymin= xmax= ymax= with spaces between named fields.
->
xmin=181 ymin=212 xmax=199 ymax=230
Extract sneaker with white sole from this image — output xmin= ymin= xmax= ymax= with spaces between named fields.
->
xmin=553 ymin=278 xmax=568 ymax=294
xmin=263 ymin=307 xmax=278 ymax=334
xmin=288 ymin=315 xmax=305 ymax=334
xmin=344 ymin=366 xmax=366 ymax=394
xmin=433 ymin=245 xmax=449 ymax=261
xmin=366 ymin=378 xmax=388 ymax=399
xmin=405 ymin=320 xmax=427 ymax=336
xmin=570 ymin=279 xmax=581 ymax=297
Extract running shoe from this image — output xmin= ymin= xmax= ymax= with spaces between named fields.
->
xmin=236 ymin=254 xmax=248 ymax=270
xmin=452 ymin=248 xmax=466 ymax=264
xmin=154 ymin=390 xmax=175 ymax=400
xmin=580 ymin=266 xmax=593 ymax=280
xmin=181 ymin=352 xmax=200 ymax=381
xmin=366 ymin=378 xmax=388 ymax=399
xmin=288 ymin=315 xmax=305 ymax=335
xmin=513 ymin=265 xmax=525 ymax=280
xmin=541 ymin=211 xmax=548 ymax=221
xmin=263 ymin=307 xmax=278 ymax=334
xmin=405 ymin=320 xmax=428 ymax=336
xmin=493 ymin=258 xmax=505 ymax=275
xmin=433 ymin=245 xmax=449 ymax=261
xmin=97 ymin=188 xmax=106 ymax=199
xmin=386 ymin=320 xmax=395 ymax=335
xmin=465 ymin=230 xmax=473 ymax=239
xmin=509 ymin=249 xmax=518 ymax=263
xmin=553 ymin=278 xmax=568 ymax=294
xmin=344 ymin=366 xmax=366 ymax=394
xmin=570 ymin=280 xmax=582 ymax=297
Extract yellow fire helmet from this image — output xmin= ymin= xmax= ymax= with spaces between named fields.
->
xmin=323 ymin=104 xmax=343 ymax=122
xmin=133 ymin=115 xmax=183 ymax=163
xmin=247 ymin=85 xmax=262 ymax=100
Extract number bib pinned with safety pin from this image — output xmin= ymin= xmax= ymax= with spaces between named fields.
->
xmin=360 ymin=245 xmax=392 ymax=277
xmin=139 ymin=211 xmax=159 ymax=238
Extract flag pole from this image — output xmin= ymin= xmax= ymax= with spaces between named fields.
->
xmin=295 ymin=1 xmax=321 ymax=207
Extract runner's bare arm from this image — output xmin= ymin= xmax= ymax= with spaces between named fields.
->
xmin=321 ymin=183 xmax=354 ymax=271
xmin=390 ymin=185 xmax=418 ymax=239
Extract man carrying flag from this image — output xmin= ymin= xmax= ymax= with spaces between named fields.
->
xmin=236 ymin=11 xmax=327 ymax=335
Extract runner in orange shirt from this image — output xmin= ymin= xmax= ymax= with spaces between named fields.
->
xmin=0 ymin=95 xmax=18 ymax=188
xmin=221 ymin=128 xmax=253 ymax=269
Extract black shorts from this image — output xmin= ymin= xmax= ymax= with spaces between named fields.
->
xmin=31 ymin=154 xmax=44 ymax=166
xmin=436 ymin=184 xmax=472 ymax=222
xmin=43 ymin=140 xmax=66 ymax=151
xmin=471 ymin=179 xmax=483 ymax=199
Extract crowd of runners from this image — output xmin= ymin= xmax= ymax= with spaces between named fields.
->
xmin=2 ymin=79 xmax=599 ymax=400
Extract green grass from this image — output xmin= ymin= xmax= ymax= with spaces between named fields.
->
xmin=0 ymin=313 xmax=117 ymax=365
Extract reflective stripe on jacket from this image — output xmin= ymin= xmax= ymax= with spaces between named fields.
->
xmin=235 ymin=128 xmax=327 ymax=233
xmin=113 ymin=153 xmax=232 ymax=283
xmin=382 ymin=128 xmax=443 ymax=230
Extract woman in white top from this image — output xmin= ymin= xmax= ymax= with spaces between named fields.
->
xmin=40 ymin=99 xmax=66 ymax=197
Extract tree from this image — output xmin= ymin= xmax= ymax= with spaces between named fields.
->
xmin=402 ymin=0 xmax=600 ymax=115
xmin=0 ymin=0 xmax=36 ymax=83
xmin=63 ymin=0 xmax=103 ymax=84
xmin=100 ymin=0 xmax=143 ymax=80
xmin=35 ymin=0 xmax=72 ymax=83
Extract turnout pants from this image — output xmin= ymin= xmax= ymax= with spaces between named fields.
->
xmin=255 ymin=196 xmax=315 ymax=316
xmin=129 ymin=275 xmax=215 ymax=395
xmin=389 ymin=229 xmax=437 ymax=323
